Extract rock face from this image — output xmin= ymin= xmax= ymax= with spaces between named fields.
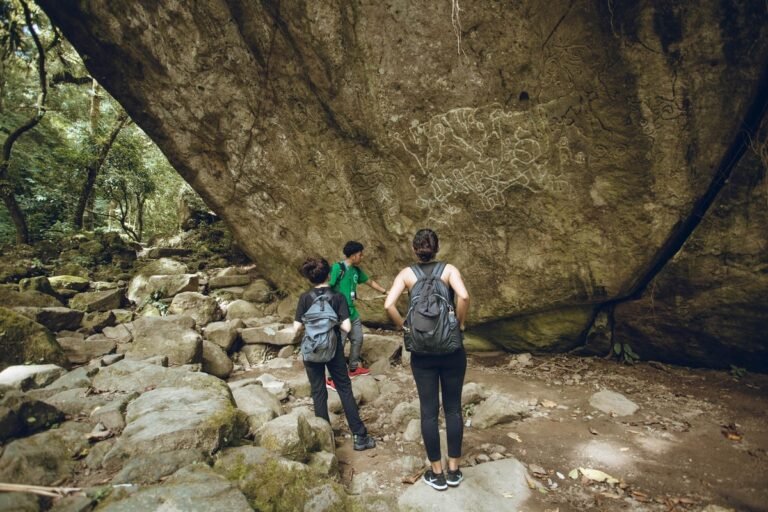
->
xmin=39 ymin=1 xmax=768 ymax=368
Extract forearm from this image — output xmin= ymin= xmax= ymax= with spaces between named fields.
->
xmin=385 ymin=304 xmax=405 ymax=329
xmin=367 ymin=280 xmax=387 ymax=294
xmin=456 ymin=297 xmax=469 ymax=328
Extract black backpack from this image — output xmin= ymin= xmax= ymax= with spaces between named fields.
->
xmin=300 ymin=289 xmax=339 ymax=363
xmin=404 ymin=262 xmax=463 ymax=354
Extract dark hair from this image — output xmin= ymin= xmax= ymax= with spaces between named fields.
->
xmin=299 ymin=257 xmax=330 ymax=284
xmin=343 ymin=240 xmax=364 ymax=258
xmin=412 ymin=228 xmax=439 ymax=262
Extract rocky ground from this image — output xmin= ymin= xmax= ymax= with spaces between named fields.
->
xmin=0 ymin=236 xmax=766 ymax=511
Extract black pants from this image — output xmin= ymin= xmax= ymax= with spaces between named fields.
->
xmin=304 ymin=338 xmax=366 ymax=436
xmin=411 ymin=349 xmax=467 ymax=462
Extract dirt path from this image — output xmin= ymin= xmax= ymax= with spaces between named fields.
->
xmin=259 ymin=349 xmax=768 ymax=511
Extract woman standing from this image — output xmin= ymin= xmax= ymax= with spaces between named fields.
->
xmin=384 ymin=229 xmax=470 ymax=490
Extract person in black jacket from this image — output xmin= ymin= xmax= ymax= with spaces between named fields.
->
xmin=294 ymin=257 xmax=375 ymax=451
xmin=384 ymin=229 xmax=470 ymax=490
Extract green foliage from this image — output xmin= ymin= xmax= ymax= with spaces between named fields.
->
xmin=611 ymin=341 xmax=639 ymax=364
xmin=147 ymin=289 xmax=169 ymax=316
xmin=0 ymin=0 xmax=197 ymax=244
xmin=729 ymin=365 xmax=747 ymax=380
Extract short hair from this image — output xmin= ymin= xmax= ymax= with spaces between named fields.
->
xmin=343 ymin=240 xmax=364 ymax=258
xmin=412 ymin=228 xmax=439 ymax=262
xmin=299 ymin=257 xmax=330 ymax=284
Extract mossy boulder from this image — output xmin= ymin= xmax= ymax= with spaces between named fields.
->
xmin=214 ymin=448 xmax=347 ymax=512
xmin=48 ymin=275 xmax=90 ymax=292
xmin=0 ymin=308 xmax=67 ymax=371
xmin=470 ymin=305 xmax=595 ymax=353
xmin=0 ymin=286 xmax=63 ymax=308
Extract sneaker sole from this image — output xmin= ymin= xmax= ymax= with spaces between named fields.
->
xmin=422 ymin=478 xmax=447 ymax=491
xmin=446 ymin=477 xmax=463 ymax=487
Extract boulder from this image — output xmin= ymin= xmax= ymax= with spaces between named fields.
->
xmin=167 ymin=292 xmax=220 ymax=326
xmin=589 ymin=390 xmax=639 ymax=417
xmin=102 ymin=374 xmax=246 ymax=470
xmin=68 ymin=289 xmax=123 ymax=313
xmin=80 ymin=309 xmax=116 ymax=331
xmin=472 ymin=394 xmax=530 ymax=429
xmin=126 ymin=258 xmax=189 ymax=304
xmin=90 ymin=392 xmax=137 ymax=432
xmin=102 ymin=324 xmax=133 ymax=344
xmin=0 ymin=424 xmax=91 ymax=485
xmin=240 ymin=324 xmax=298 ymax=346
xmin=0 ymin=391 xmax=64 ymax=442
xmin=230 ymin=382 xmax=282 ymax=433
xmin=18 ymin=276 xmax=57 ymax=297
xmin=203 ymin=319 xmax=243 ymax=351
xmin=256 ymin=413 xmax=314 ymax=462
xmin=201 ymin=340 xmax=233 ymax=379
xmin=127 ymin=316 xmax=202 ymax=366
xmin=391 ymin=400 xmax=420 ymax=430
xmin=36 ymin=0 xmax=768 ymax=367
xmin=359 ymin=333 xmax=403 ymax=366
xmin=98 ymin=464 xmax=251 ymax=512
xmin=239 ymin=344 xmax=270 ymax=366
xmin=0 ymin=364 xmax=68 ymax=391
xmin=111 ymin=448 xmax=210 ymax=485
xmin=351 ymin=375 xmax=380 ymax=404
xmin=398 ymin=458 xmax=532 ymax=511
xmin=242 ymin=279 xmax=273 ymax=303
xmin=0 ymin=287 xmax=63 ymax=308
xmin=209 ymin=275 xmax=251 ymax=289
xmin=225 ymin=299 xmax=262 ymax=320
xmin=57 ymin=334 xmax=116 ymax=364
xmin=48 ymin=275 xmax=90 ymax=292
xmin=91 ymin=359 xmax=171 ymax=394
xmin=12 ymin=306 xmax=83 ymax=332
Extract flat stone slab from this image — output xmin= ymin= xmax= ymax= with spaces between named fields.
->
xmin=398 ymin=458 xmax=531 ymax=511
xmin=0 ymin=364 xmax=68 ymax=391
xmin=589 ymin=390 xmax=639 ymax=416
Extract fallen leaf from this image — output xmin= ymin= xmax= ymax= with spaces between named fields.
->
xmin=541 ymin=399 xmax=557 ymax=408
xmin=588 ymin=426 xmax=599 ymax=435
xmin=568 ymin=469 xmax=579 ymax=479
xmin=507 ymin=432 xmax=523 ymax=443
xmin=577 ymin=468 xmax=620 ymax=485
xmin=502 ymin=492 xmax=515 ymax=498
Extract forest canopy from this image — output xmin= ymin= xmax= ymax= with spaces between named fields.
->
xmin=0 ymin=0 xmax=198 ymax=245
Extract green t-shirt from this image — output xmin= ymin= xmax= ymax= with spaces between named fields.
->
xmin=329 ymin=261 xmax=369 ymax=321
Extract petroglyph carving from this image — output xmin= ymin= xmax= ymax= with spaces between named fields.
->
xmin=393 ymin=104 xmax=580 ymax=221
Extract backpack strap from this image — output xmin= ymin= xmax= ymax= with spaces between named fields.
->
xmin=411 ymin=264 xmax=426 ymax=279
xmin=431 ymin=262 xmax=446 ymax=279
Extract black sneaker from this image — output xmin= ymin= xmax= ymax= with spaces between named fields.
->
xmin=422 ymin=469 xmax=448 ymax=491
xmin=353 ymin=433 xmax=375 ymax=451
xmin=446 ymin=468 xmax=463 ymax=487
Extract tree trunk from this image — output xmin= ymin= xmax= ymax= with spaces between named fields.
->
xmin=0 ymin=0 xmax=47 ymax=245
xmin=72 ymin=112 xmax=128 ymax=229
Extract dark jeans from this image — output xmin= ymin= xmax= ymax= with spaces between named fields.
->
xmin=411 ymin=349 xmax=467 ymax=462
xmin=304 ymin=338 xmax=366 ymax=436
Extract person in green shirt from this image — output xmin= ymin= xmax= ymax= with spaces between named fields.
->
xmin=327 ymin=240 xmax=388 ymax=384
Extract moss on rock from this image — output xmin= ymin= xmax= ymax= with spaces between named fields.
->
xmin=0 ymin=307 xmax=67 ymax=371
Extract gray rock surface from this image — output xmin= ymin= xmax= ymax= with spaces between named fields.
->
xmin=201 ymin=340 xmax=233 ymax=379
xmin=167 ymin=291 xmax=220 ymax=326
xmin=589 ymin=389 xmax=640 ymax=417
xmin=97 ymin=464 xmax=252 ymax=512
xmin=398 ymin=458 xmax=532 ymax=511
xmin=471 ymin=394 xmax=529 ymax=429
xmin=203 ymin=319 xmax=242 ymax=351
xmin=0 ymin=364 xmax=68 ymax=391
xmin=126 ymin=316 xmax=202 ymax=366
xmin=102 ymin=373 xmax=244 ymax=470
xmin=231 ymin=382 xmax=282 ymax=433
xmin=38 ymin=1 xmax=768 ymax=368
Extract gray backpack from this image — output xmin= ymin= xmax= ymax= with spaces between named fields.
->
xmin=300 ymin=289 xmax=339 ymax=363
xmin=404 ymin=262 xmax=463 ymax=354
